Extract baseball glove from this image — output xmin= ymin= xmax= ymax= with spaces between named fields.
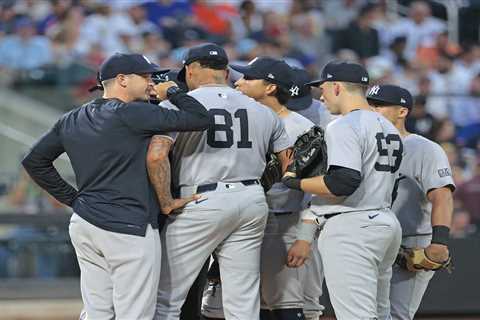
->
xmin=261 ymin=153 xmax=282 ymax=192
xmin=396 ymin=247 xmax=453 ymax=273
xmin=289 ymin=126 xmax=328 ymax=178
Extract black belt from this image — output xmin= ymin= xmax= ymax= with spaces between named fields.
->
xmin=196 ymin=179 xmax=259 ymax=194
xmin=273 ymin=211 xmax=294 ymax=216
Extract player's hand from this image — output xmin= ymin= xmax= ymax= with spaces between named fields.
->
xmin=153 ymin=81 xmax=178 ymax=101
xmin=286 ymin=240 xmax=311 ymax=268
xmin=424 ymin=243 xmax=449 ymax=263
xmin=161 ymin=194 xmax=202 ymax=215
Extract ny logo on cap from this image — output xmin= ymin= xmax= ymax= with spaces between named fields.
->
xmin=209 ymin=51 xmax=218 ymax=55
xmin=248 ymin=57 xmax=258 ymax=65
xmin=290 ymin=85 xmax=300 ymax=97
xmin=142 ymin=55 xmax=152 ymax=64
xmin=368 ymin=85 xmax=380 ymax=96
xmin=267 ymin=73 xmax=275 ymax=79
xmin=326 ymin=73 xmax=333 ymax=79
xmin=400 ymin=98 xmax=406 ymax=104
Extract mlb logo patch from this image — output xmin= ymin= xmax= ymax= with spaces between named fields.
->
xmin=209 ymin=51 xmax=218 ymax=55
xmin=267 ymin=73 xmax=275 ymax=79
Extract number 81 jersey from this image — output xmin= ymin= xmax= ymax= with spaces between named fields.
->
xmin=169 ymin=85 xmax=291 ymax=187
xmin=312 ymin=110 xmax=403 ymax=215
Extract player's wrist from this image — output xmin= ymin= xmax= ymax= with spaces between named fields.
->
xmin=281 ymin=175 xmax=302 ymax=190
xmin=431 ymin=225 xmax=450 ymax=246
xmin=296 ymin=222 xmax=317 ymax=243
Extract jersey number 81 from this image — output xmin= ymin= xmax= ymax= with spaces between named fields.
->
xmin=207 ymin=108 xmax=253 ymax=149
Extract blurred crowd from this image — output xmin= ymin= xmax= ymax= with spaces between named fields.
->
xmin=0 ymin=0 xmax=480 ymax=241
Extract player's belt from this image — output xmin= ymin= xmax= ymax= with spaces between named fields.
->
xmin=324 ymin=207 xmax=390 ymax=220
xmin=194 ymin=179 xmax=260 ymax=194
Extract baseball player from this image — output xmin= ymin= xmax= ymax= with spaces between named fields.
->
xmin=282 ymin=61 xmax=403 ymax=319
xmin=153 ymin=43 xmax=292 ymax=320
xmin=232 ymin=57 xmax=317 ymax=320
xmin=367 ymin=84 xmax=455 ymax=320
xmin=21 ymin=53 xmax=211 ymax=320
xmin=286 ymin=67 xmax=333 ymax=320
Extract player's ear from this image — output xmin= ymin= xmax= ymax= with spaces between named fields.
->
xmin=265 ymin=83 xmax=277 ymax=96
xmin=399 ymin=107 xmax=410 ymax=119
xmin=116 ymin=74 xmax=128 ymax=88
xmin=333 ymin=82 xmax=340 ymax=96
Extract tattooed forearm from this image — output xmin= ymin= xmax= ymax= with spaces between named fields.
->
xmin=146 ymin=135 xmax=174 ymax=213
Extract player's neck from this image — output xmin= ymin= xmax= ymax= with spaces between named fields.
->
xmin=396 ymin=122 xmax=410 ymax=137
xmin=261 ymin=97 xmax=290 ymax=118
xmin=340 ymin=96 xmax=370 ymax=115
xmin=103 ymin=89 xmax=132 ymax=103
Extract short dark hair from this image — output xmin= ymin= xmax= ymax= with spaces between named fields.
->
xmin=196 ymin=58 xmax=228 ymax=71
xmin=263 ymin=80 xmax=290 ymax=105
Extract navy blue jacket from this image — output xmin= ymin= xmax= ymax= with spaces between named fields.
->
xmin=22 ymin=93 xmax=209 ymax=236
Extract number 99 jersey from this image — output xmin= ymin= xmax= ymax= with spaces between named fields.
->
xmin=169 ymin=85 xmax=291 ymax=187
xmin=312 ymin=109 xmax=403 ymax=215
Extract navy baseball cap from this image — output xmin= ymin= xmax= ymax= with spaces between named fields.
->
xmin=230 ymin=57 xmax=294 ymax=90
xmin=89 ymin=53 xmax=167 ymax=92
xmin=366 ymin=84 xmax=413 ymax=109
xmin=152 ymin=69 xmax=188 ymax=91
xmin=286 ymin=67 xmax=313 ymax=111
xmin=177 ymin=43 xmax=229 ymax=82
xmin=306 ymin=61 xmax=370 ymax=86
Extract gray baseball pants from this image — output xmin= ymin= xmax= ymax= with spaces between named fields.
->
xmin=318 ymin=209 xmax=402 ymax=320
xmin=155 ymin=182 xmax=268 ymax=320
xmin=69 ymin=213 xmax=160 ymax=320
xmin=390 ymin=235 xmax=434 ymax=320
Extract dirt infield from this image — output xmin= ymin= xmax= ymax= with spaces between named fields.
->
xmin=0 ymin=300 xmax=479 ymax=320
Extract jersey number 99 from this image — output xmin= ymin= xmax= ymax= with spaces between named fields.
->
xmin=207 ymin=108 xmax=253 ymax=149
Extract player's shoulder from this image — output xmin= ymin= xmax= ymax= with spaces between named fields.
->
xmin=288 ymin=111 xmax=315 ymax=128
xmin=404 ymin=134 xmax=446 ymax=156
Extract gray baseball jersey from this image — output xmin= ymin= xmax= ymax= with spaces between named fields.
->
xmin=392 ymin=134 xmax=455 ymax=236
xmin=295 ymin=99 xmax=334 ymax=130
xmin=267 ymin=111 xmax=314 ymax=212
xmin=170 ymin=85 xmax=290 ymax=187
xmin=311 ymin=110 xmax=403 ymax=214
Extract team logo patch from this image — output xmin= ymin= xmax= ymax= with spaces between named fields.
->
xmin=368 ymin=85 xmax=380 ymax=96
xmin=289 ymin=85 xmax=300 ymax=97
xmin=438 ymin=168 xmax=451 ymax=177
xmin=248 ymin=57 xmax=258 ymax=65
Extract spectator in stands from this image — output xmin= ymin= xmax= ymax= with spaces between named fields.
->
xmin=427 ymin=53 xmax=472 ymax=119
xmin=450 ymin=209 xmax=476 ymax=239
xmin=455 ymin=158 xmax=480 ymax=228
xmin=0 ymin=17 xmax=52 ymax=71
xmin=387 ymin=1 xmax=445 ymax=61
xmin=334 ymin=3 xmax=380 ymax=60
xmin=323 ymin=0 xmax=364 ymax=31
xmin=231 ymin=0 xmax=263 ymax=40
xmin=37 ymin=0 xmax=72 ymax=35
xmin=451 ymin=73 xmax=480 ymax=148
xmin=406 ymin=95 xmax=439 ymax=140
xmin=416 ymin=31 xmax=461 ymax=68
xmin=0 ymin=1 xmax=21 ymax=35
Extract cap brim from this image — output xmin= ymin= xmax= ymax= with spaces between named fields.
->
xmin=229 ymin=64 xmax=260 ymax=78
xmin=305 ymin=79 xmax=325 ymax=87
xmin=286 ymin=93 xmax=313 ymax=111
xmin=366 ymin=96 xmax=412 ymax=109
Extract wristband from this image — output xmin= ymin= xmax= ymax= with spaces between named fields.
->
xmin=431 ymin=225 xmax=450 ymax=246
